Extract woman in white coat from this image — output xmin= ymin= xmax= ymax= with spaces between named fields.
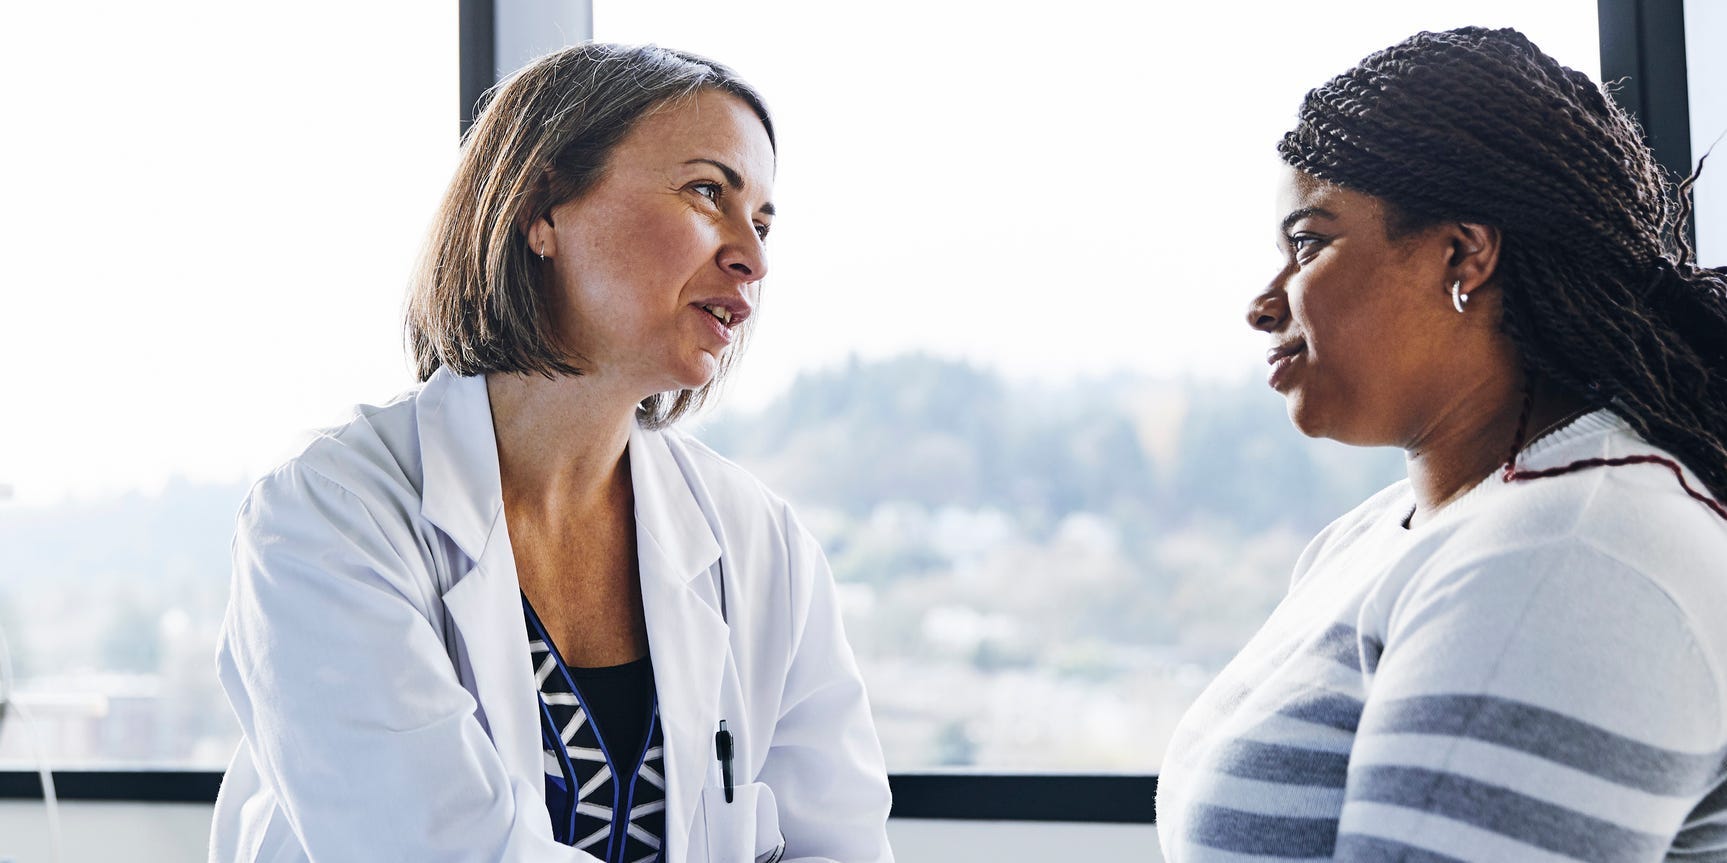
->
xmin=209 ymin=43 xmax=894 ymax=863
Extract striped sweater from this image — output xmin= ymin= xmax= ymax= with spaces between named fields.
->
xmin=1157 ymin=411 xmax=1727 ymax=861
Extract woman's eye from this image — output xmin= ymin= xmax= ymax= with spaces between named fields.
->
xmin=1287 ymin=234 xmax=1323 ymax=256
xmin=754 ymin=223 xmax=771 ymax=241
xmin=692 ymin=182 xmax=722 ymax=204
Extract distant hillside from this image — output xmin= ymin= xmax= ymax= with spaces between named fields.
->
xmin=0 ymin=478 xmax=247 ymax=591
xmin=0 ymin=356 xmax=1405 ymax=593
xmin=698 ymin=353 xmax=1404 ymax=536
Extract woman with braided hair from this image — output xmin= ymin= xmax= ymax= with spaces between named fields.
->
xmin=1157 ymin=27 xmax=1727 ymax=861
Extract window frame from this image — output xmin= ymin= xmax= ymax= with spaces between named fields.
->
xmin=0 ymin=0 xmax=1696 ymax=824
xmin=0 ymin=770 xmax=1158 ymax=822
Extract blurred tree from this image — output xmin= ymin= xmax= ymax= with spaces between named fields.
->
xmin=102 ymin=593 xmax=164 ymax=673
xmin=933 ymin=719 xmax=978 ymax=767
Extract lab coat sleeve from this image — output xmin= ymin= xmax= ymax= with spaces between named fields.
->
xmin=755 ymin=504 xmax=895 ymax=863
xmin=217 ymin=463 xmax=596 ymax=862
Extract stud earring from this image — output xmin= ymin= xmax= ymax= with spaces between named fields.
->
xmin=1450 ymin=280 xmax=1470 ymax=314
xmin=538 ymin=241 xmax=546 ymax=261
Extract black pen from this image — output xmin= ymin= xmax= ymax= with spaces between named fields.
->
xmin=715 ymin=720 xmax=735 ymax=803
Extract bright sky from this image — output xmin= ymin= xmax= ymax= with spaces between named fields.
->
xmin=0 ymin=1 xmax=1599 ymax=505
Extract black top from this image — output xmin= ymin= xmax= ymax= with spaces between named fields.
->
xmin=523 ymin=594 xmax=666 ymax=863
xmin=564 ymin=655 xmax=656 ymax=777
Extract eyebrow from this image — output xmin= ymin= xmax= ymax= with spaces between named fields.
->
xmin=684 ymin=158 xmax=776 ymax=217
xmin=1280 ymin=206 xmax=1337 ymax=234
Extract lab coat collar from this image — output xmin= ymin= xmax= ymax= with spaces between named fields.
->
xmin=415 ymin=369 xmax=726 ymax=580
xmin=415 ymin=367 xmax=504 ymax=562
xmin=627 ymin=422 xmax=723 ymax=583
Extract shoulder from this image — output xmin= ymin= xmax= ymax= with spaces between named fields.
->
xmin=1385 ymin=522 xmax=1727 ymax=741
xmin=247 ymin=384 xmax=428 ymax=514
xmin=1570 ymin=421 xmax=1727 ymax=571
xmin=1373 ymin=539 xmax=1727 ymax=754
xmin=1437 ymin=413 xmax=1727 ymax=610
xmin=654 ymin=424 xmax=802 ymax=530
xmin=1340 ymin=414 xmax=1727 ymax=748
xmin=236 ymin=384 xmax=433 ymax=570
xmin=1289 ymin=478 xmax=1412 ymax=588
xmin=231 ymin=386 xmax=458 ymax=621
xmin=646 ymin=424 xmax=837 ymax=599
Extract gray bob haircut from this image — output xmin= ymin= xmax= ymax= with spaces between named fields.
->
xmin=406 ymin=42 xmax=775 ymax=429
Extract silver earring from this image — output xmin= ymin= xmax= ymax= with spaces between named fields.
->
xmin=538 ymin=242 xmax=546 ymax=261
xmin=1450 ymin=280 xmax=1469 ymax=314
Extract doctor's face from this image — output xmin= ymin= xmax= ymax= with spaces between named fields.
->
xmin=537 ymin=89 xmax=776 ymax=397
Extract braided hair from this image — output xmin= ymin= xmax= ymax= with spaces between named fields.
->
xmin=1278 ymin=26 xmax=1727 ymax=512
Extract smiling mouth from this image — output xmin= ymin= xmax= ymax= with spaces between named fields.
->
xmin=1266 ymin=340 xmax=1305 ymax=390
xmin=1266 ymin=341 xmax=1306 ymax=364
xmin=700 ymin=304 xmax=735 ymax=326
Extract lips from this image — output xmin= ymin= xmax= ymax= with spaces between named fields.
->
xmin=693 ymin=296 xmax=753 ymax=330
xmin=1266 ymin=341 xmax=1305 ymax=365
xmin=1266 ymin=340 xmax=1305 ymax=390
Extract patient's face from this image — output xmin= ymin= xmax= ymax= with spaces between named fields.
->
xmin=1247 ymin=167 xmax=1471 ymax=447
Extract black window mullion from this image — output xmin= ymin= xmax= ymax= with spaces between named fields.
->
xmin=1599 ymin=0 xmax=1694 ymax=186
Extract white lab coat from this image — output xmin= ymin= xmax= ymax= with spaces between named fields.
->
xmin=208 ymin=368 xmax=894 ymax=863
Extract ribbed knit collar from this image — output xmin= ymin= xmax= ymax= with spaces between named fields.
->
xmin=1517 ymin=408 xmax=1626 ymax=465
xmin=1399 ymin=408 xmax=1626 ymax=531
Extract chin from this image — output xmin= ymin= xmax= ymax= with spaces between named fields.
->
xmin=1288 ymin=398 xmax=1398 ymax=448
xmin=1287 ymin=409 xmax=1330 ymax=440
xmin=1285 ymin=394 xmax=1359 ymax=444
xmin=668 ymin=360 xmax=720 ymax=394
xmin=1283 ymin=392 xmax=1325 ymax=439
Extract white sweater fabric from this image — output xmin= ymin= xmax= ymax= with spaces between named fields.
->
xmin=1157 ymin=410 xmax=1727 ymax=862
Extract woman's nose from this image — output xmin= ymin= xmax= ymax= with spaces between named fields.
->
xmin=1246 ymin=285 xmax=1289 ymax=333
xmin=717 ymin=226 xmax=768 ymax=284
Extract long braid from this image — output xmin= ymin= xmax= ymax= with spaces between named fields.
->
xmin=1279 ymin=27 xmax=1727 ymax=511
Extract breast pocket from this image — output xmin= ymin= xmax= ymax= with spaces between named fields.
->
xmin=697 ymin=781 xmax=787 ymax=863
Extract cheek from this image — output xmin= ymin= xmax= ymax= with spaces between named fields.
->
xmin=1290 ymin=282 xmax=1391 ymax=408
xmin=632 ymin=203 xmax=716 ymax=259
xmin=572 ymin=200 xmax=711 ymax=280
xmin=1295 ymin=262 xmax=1397 ymax=347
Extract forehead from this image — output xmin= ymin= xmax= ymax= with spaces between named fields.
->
xmin=1276 ymin=165 xmax=1383 ymax=223
xmin=613 ymin=89 xmax=775 ymax=186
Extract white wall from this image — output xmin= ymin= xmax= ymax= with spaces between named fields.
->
xmin=0 ymin=801 xmax=1162 ymax=863
xmin=891 ymin=819 xmax=1163 ymax=861
xmin=0 ymin=801 xmax=210 ymax=863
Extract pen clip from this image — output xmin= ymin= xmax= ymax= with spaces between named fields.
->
xmin=715 ymin=720 xmax=735 ymax=804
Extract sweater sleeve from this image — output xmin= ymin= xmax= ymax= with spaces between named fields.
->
xmin=1334 ymin=542 xmax=1727 ymax=861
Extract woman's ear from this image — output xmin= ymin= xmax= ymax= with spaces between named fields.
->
xmin=525 ymin=216 xmax=556 ymax=260
xmin=1449 ymin=221 xmax=1501 ymax=295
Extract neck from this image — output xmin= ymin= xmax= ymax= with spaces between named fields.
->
xmin=486 ymin=372 xmax=642 ymax=517
xmin=1403 ymin=378 xmax=1592 ymax=527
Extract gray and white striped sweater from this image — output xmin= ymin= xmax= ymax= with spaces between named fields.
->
xmin=1157 ymin=411 xmax=1727 ymax=861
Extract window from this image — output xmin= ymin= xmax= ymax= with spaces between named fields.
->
xmin=0 ymin=2 xmax=457 ymax=768
xmin=595 ymin=0 xmax=1600 ymax=771
xmin=0 ymin=2 xmax=1612 ymax=777
xmin=1688 ymin=0 xmax=1727 ymax=267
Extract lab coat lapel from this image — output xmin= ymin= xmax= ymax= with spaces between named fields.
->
xmin=416 ymin=368 xmax=500 ymax=565
xmin=629 ymin=424 xmax=727 ymax=859
xmin=414 ymin=369 xmax=542 ymax=795
xmin=441 ymin=522 xmax=542 ymax=797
